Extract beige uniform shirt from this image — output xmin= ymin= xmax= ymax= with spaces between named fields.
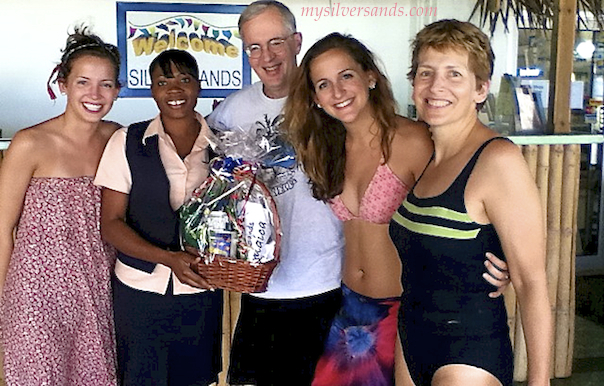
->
xmin=95 ymin=112 xmax=211 ymax=295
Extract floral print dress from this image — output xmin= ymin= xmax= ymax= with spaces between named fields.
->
xmin=0 ymin=177 xmax=117 ymax=385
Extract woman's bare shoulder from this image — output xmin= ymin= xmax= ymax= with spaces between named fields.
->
xmin=473 ymin=136 xmax=531 ymax=192
xmin=394 ymin=115 xmax=426 ymax=129
xmin=3 ymin=119 xmax=63 ymax=175
xmin=479 ymin=136 xmax=523 ymax=167
xmin=387 ymin=116 xmax=433 ymax=182
xmin=9 ymin=118 xmax=61 ymax=152
xmin=394 ymin=115 xmax=429 ymax=136
xmin=98 ymin=120 xmax=122 ymax=142
xmin=392 ymin=116 xmax=433 ymax=151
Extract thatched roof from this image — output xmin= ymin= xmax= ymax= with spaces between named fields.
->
xmin=471 ymin=0 xmax=604 ymax=33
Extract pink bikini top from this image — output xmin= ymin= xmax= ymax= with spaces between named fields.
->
xmin=329 ymin=163 xmax=410 ymax=224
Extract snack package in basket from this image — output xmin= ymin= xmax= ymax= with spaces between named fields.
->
xmin=179 ymin=126 xmax=292 ymax=292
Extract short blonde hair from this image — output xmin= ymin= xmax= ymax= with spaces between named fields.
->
xmin=408 ymin=19 xmax=494 ymax=86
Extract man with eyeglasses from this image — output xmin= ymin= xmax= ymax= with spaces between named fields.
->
xmin=206 ymin=1 xmax=344 ymax=385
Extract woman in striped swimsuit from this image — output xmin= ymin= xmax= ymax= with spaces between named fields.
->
xmin=389 ymin=20 xmax=552 ymax=386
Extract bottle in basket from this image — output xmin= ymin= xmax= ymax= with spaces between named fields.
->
xmin=207 ymin=211 xmax=237 ymax=259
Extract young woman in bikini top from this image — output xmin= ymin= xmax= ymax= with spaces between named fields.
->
xmin=285 ymin=33 xmax=434 ymax=299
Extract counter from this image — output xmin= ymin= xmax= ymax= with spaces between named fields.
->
xmin=509 ymin=133 xmax=603 ymax=145
xmin=1 ymin=134 xmax=602 ymax=148
xmin=0 ymin=139 xmax=10 ymax=151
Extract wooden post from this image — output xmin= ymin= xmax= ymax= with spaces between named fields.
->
xmin=547 ymin=145 xmax=564 ymax=305
xmin=218 ymin=290 xmax=241 ymax=386
xmin=536 ymin=146 xmax=551 ymax=218
xmin=547 ymin=0 xmax=577 ymax=133
xmin=230 ymin=292 xmax=241 ymax=334
xmin=554 ymin=145 xmax=580 ymax=377
xmin=567 ymin=157 xmax=580 ymax=374
xmin=218 ymin=291 xmax=242 ymax=386
xmin=523 ymin=145 xmax=538 ymax=178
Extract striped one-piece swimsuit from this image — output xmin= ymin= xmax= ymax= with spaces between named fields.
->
xmin=388 ymin=137 xmax=514 ymax=386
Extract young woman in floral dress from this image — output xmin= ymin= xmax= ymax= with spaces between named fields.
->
xmin=0 ymin=27 xmax=121 ymax=385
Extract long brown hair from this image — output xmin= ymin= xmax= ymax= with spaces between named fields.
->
xmin=283 ymin=33 xmax=397 ymax=201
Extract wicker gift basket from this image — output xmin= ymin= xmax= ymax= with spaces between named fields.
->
xmin=180 ymin=157 xmax=282 ymax=293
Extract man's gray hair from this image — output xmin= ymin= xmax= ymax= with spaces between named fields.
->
xmin=238 ymin=1 xmax=297 ymax=38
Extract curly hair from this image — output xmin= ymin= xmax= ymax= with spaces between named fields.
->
xmin=283 ymin=32 xmax=397 ymax=201
xmin=47 ymin=25 xmax=121 ymax=99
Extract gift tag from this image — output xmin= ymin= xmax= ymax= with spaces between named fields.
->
xmin=241 ymin=201 xmax=275 ymax=264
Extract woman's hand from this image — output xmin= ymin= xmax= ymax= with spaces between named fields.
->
xmin=100 ymin=188 xmax=214 ymax=290
xmin=167 ymin=250 xmax=214 ymax=290
xmin=483 ymin=252 xmax=510 ymax=298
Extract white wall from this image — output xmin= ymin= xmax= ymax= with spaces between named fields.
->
xmin=0 ymin=0 xmax=517 ymax=137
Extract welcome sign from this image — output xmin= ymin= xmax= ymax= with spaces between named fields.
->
xmin=117 ymin=2 xmax=251 ymax=98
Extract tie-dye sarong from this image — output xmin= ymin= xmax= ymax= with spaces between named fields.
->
xmin=312 ymin=283 xmax=400 ymax=386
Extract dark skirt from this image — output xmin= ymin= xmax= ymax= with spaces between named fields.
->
xmin=113 ymin=276 xmax=223 ymax=386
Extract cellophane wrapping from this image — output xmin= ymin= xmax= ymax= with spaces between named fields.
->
xmin=179 ymin=126 xmax=294 ymax=265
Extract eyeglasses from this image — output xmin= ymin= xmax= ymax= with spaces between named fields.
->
xmin=244 ymin=33 xmax=297 ymax=59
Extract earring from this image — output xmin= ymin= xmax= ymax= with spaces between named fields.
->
xmin=60 ymin=91 xmax=66 ymax=96
xmin=369 ymin=81 xmax=376 ymax=90
xmin=316 ymin=103 xmax=322 ymax=109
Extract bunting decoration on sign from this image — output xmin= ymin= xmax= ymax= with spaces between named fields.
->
xmin=127 ymin=15 xmax=240 ymax=42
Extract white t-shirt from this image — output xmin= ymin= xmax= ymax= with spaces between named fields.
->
xmin=207 ymin=82 xmax=344 ymax=299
